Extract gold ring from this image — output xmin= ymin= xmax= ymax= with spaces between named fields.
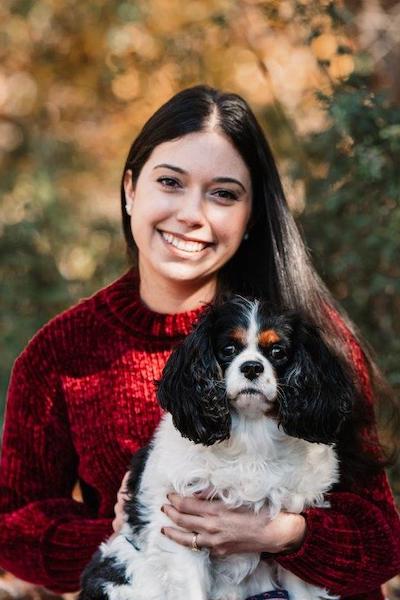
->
xmin=191 ymin=532 xmax=200 ymax=552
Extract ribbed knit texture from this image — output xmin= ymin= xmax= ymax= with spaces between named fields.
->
xmin=1 ymin=269 xmax=399 ymax=597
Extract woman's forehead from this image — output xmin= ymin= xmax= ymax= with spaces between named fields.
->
xmin=144 ymin=131 xmax=251 ymax=183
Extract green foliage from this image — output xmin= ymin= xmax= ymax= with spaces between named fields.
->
xmin=0 ymin=207 xmax=126 ymax=406
xmin=301 ymin=75 xmax=400 ymax=390
xmin=1 ymin=106 xmax=127 ymax=408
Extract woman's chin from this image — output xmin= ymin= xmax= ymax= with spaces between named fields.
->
xmin=147 ymin=253 xmax=220 ymax=285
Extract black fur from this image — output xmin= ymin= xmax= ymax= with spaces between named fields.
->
xmin=78 ymin=447 xmax=150 ymax=599
xmin=125 ymin=445 xmax=151 ymax=533
xmin=275 ymin=311 xmax=354 ymax=444
xmin=79 ymin=551 xmax=130 ymax=600
xmin=157 ymin=307 xmax=231 ymax=446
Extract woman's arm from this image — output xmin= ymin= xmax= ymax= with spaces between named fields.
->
xmin=161 ymin=333 xmax=400 ymax=596
xmin=276 ymin=470 xmax=400 ymax=595
xmin=0 ymin=337 xmax=113 ymax=594
xmin=276 ymin=332 xmax=400 ymax=595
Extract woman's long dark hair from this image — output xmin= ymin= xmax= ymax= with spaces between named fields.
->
xmin=120 ymin=84 xmax=398 ymax=482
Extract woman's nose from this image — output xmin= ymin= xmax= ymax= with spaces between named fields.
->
xmin=175 ymin=189 xmax=205 ymax=227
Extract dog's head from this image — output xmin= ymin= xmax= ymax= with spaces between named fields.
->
xmin=157 ymin=296 xmax=354 ymax=446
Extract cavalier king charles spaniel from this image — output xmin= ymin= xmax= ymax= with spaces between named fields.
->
xmin=80 ymin=296 xmax=355 ymax=600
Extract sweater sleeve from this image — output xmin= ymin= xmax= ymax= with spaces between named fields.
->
xmin=276 ymin=333 xmax=400 ymax=596
xmin=276 ymin=472 xmax=400 ymax=596
xmin=0 ymin=332 xmax=113 ymax=594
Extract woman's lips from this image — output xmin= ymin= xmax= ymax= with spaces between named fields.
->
xmin=158 ymin=229 xmax=213 ymax=254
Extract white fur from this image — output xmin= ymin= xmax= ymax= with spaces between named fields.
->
xmin=98 ymin=413 xmax=339 ymax=600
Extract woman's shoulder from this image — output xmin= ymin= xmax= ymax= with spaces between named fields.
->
xmin=16 ymin=270 xmax=135 ymax=370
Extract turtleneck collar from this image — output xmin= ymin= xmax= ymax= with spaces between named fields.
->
xmin=92 ymin=268 xmax=210 ymax=340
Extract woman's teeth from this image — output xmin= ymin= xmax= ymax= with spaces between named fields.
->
xmin=160 ymin=231 xmax=209 ymax=253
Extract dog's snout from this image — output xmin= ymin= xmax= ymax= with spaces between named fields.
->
xmin=240 ymin=360 xmax=264 ymax=380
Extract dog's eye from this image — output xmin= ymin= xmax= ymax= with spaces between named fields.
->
xmin=270 ymin=346 xmax=287 ymax=361
xmin=220 ymin=345 xmax=237 ymax=358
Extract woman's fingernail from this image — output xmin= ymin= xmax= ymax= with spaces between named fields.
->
xmin=161 ymin=528 xmax=165 ymax=535
xmin=161 ymin=505 xmax=165 ymax=513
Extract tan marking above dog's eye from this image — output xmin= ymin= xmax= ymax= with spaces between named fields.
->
xmin=258 ymin=329 xmax=281 ymax=346
xmin=230 ymin=327 xmax=247 ymax=344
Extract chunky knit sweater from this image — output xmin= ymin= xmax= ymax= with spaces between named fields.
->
xmin=1 ymin=269 xmax=399 ymax=598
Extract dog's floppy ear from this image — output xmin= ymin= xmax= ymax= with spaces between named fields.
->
xmin=278 ymin=314 xmax=354 ymax=444
xmin=156 ymin=308 xmax=231 ymax=446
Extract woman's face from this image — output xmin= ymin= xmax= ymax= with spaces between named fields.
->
xmin=124 ymin=130 xmax=252 ymax=290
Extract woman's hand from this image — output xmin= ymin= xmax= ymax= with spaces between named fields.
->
xmin=161 ymin=493 xmax=306 ymax=557
xmin=112 ymin=471 xmax=130 ymax=534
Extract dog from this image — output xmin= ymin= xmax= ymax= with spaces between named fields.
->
xmin=79 ymin=296 xmax=355 ymax=600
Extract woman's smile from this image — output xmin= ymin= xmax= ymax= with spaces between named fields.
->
xmin=157 ymin=229 xmax=214 ymax=255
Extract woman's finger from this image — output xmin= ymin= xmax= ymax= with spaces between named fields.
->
xmin=116 ymin=472 xmax=131 ymax=504
xmin=161 ymin=526 xmax=212 ymax=551
xmin=112 ymin=472 xmax=131 ymax=534
xmin=193 ymin=485 xmax=215 ymax=499
xmin=118 ymin=471 xmax=130 ymax=495
xmin=167 ymin=493 xmax=222 ymax=516
xmin=162 ymin=503 xmax=218 ymax=534
xmin=112 ymin=510 xmax=126 ymax=534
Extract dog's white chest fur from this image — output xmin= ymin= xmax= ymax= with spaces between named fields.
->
xmin=100 ymin=413 xmax=339 ymax=600
xmin=146 ymin=414 xmax=338 ymax=517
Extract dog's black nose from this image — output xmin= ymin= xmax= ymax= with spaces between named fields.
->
xmin=240 ymin=360 xmax=264 ymax=380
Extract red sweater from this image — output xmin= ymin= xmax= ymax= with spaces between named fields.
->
xmin=1 ymin=269 xmax=399 ymax=597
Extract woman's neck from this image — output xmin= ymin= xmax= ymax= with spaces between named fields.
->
xmin=138 ymin=270 xmax=217 ymax=314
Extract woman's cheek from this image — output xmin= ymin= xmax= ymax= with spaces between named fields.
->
xmin=212 ymin=209 xmax=249 ymax=247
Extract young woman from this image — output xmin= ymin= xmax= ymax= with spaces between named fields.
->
xmin=1 ymin=85 xmax=399 ymax=599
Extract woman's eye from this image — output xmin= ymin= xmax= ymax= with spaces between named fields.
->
xmin=157 ymin=177 xmax=181 ymax=189
xmin=270 ymin=346 xmax=287 ymax=360
xmin=213 ymin=189 xmax=238 ymax=201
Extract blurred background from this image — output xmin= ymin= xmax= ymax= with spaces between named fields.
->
xmin=0 ymin=0 xmax=399 ymax=597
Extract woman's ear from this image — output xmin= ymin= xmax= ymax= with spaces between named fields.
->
xmin=124 ymin=169 xmax=135 ymax=216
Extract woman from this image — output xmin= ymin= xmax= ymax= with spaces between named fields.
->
xmin=1 ymin=85 xmax=399 ymax=599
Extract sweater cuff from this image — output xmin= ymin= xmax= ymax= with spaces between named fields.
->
xmin=274 ymin=494 xmax=400 ymax=596
xmin=260 ymin=510 xmax=309 ymax=563
xmin=41 ymin=517 xmax=113 ymax=594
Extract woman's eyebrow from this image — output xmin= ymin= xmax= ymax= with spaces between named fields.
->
xmin=153 ymin=164 xmax=246 ymax=192
xmin=213 ymin=177 xmax=246 ymax=192
xmin=154 ymin=163 xmax=187 ymax=174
